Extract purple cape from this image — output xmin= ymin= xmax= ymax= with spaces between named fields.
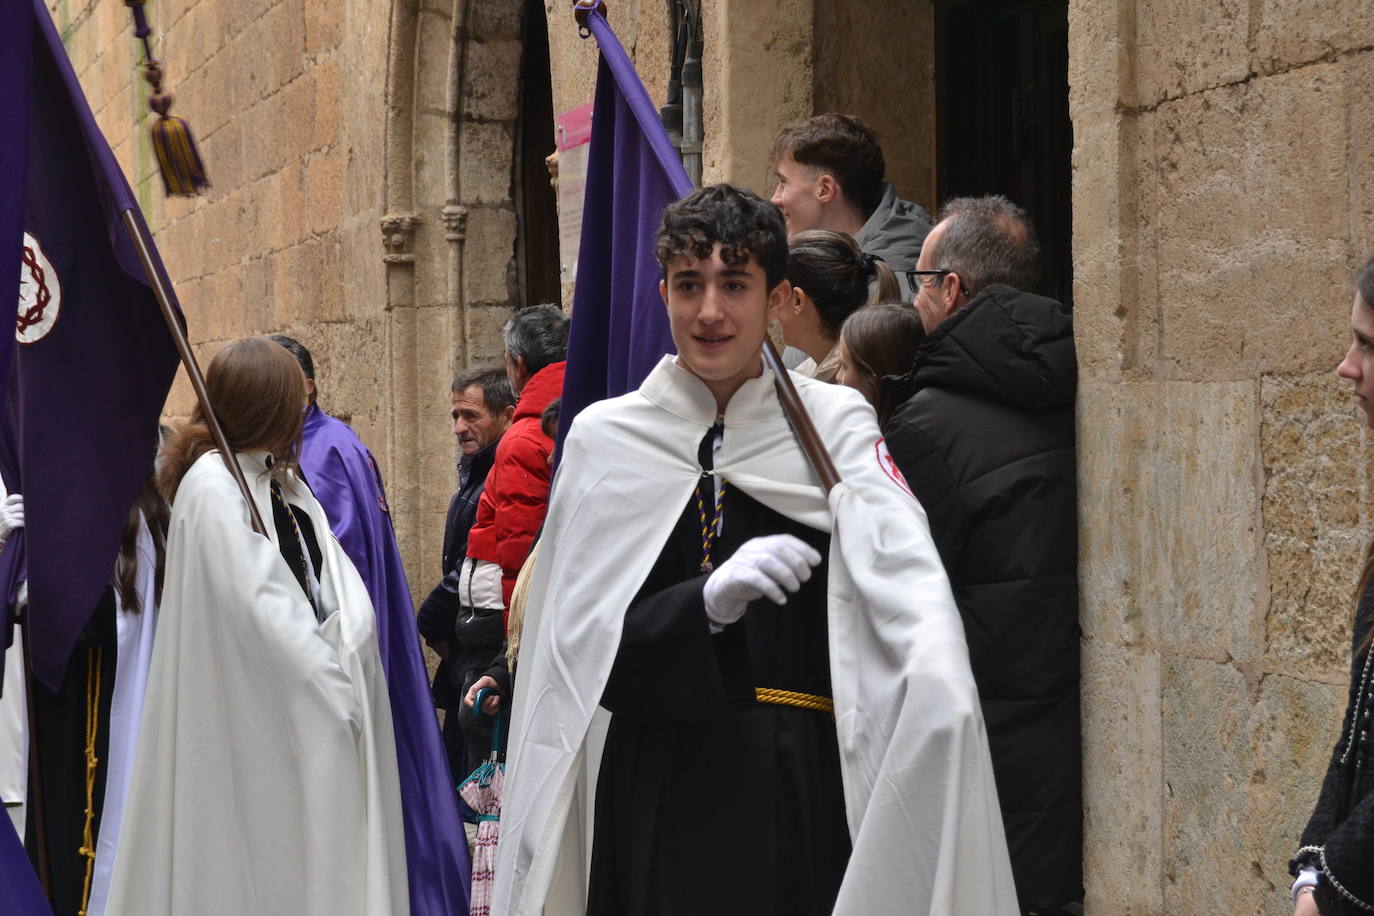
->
xmin=1 ymin=816 xmax=50 ymax=916
xmin=299 ymin=405 xmax=471 ymax=914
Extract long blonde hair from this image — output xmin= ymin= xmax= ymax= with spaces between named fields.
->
xmin=157 ymin=337 xmax=307 ymax=502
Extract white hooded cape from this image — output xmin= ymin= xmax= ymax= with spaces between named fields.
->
xmin=87 ymin=513 xmax=159 ymax=916
xmin=103 ymin=450 xmax=409 ymax=916
xmin=493 ymin=356 xmax=1017 ymax=915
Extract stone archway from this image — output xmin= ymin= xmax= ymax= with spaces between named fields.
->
xmin=381 ymin=0 xmax=533 ymax=585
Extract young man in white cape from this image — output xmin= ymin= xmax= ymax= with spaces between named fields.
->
xmin=102 ymin=338 xmax=409 ymax=916
xmin=491 ymin=185 xmax=1017 ymax=915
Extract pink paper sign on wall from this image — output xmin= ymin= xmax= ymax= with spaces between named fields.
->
xmin=555 ymin=101 xmax=594 ymax=283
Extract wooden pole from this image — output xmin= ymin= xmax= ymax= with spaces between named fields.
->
xmin=119 ymin=210 xmax=267 ymax=535
xmin=760 ymin=338 xmax=841 ymax=493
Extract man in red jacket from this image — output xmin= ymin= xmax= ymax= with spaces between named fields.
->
xmin=451 ymin=304 xmax=567 ymax=764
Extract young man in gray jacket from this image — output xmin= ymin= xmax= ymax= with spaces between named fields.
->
xmin=770 ymin=113 xmax=932 ymax=294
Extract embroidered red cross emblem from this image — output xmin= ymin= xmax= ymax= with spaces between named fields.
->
xmin=874 ymin=438 xmax=915 ymax=499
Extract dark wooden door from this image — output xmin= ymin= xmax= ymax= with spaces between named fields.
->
xmin=516 ymin=0 xmax=561 ymax=309
xmin=936 ymin=0 xmax=1072 ymax=306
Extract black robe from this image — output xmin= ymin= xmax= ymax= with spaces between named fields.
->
xmin=1291 ymin=581 xmax=1374 ymax=914
xmin=587 ymin=478 xmax=850 ymax=916
xmin=25 ymin=589 xmax=116 ymax=916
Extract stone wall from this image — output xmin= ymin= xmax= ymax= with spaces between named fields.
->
xmin=813 ymin=0 xmax=937 ymax=212
xmin=49 ymin=2 xmax=1374 ymax=911
xmin=48 ymin=0 xmax=395 ymax=543
xmin=1072 ymin=1 xmax=1373 ymax=912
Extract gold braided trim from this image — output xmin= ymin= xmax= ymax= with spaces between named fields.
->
xmin=755 ymin=687 xmax=834 ymax=715
xmin=79 ymin=646 xmax=103 ymax=916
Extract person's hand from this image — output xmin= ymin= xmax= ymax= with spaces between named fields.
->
xmin=1294 ymin=888 xmax=1318 ymax=916
xmin=464 ymin=675 xmax=501 ymax=715
xmin=702 ymin=534 xmax=822 ymax=628
xmin=0 ymin=494 xmax=24 ymax=546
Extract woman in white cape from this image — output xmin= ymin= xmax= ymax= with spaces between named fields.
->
xmin=103 ymin=337 xmax=409 ymax=916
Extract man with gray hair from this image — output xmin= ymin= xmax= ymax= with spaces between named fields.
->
xmin=451 ymin=304 xmax=568 ymax=738
xmin=885 ymin=196 xmax=1082 ymax=916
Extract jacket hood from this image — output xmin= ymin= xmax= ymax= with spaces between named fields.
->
xmin=513 ymin=360 xmax=566 ymax=422
xmin=854 ymin=181 xmax=933 ymax=271
xmin=906 ymin=284 xmax=1076 ymax=409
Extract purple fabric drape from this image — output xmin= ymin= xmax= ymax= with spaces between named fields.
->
xmin=556 ymin=4 xmax=694 ymax=459
xmin=299 ymin=406 xmax=472 ymax=916
xmin=0 ymin=0 xmax=29 ymax=692
xmin=0 ymin=398 xmax=28 ymax=693
xmin=0 ymin=0 xmax=28 ymax=408
xmin=0 ymin=816 xmax=51 ymax=916
xmin=15 ymin=0 xmax=181 ymax=690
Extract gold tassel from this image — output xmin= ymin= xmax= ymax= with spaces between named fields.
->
xmin=148 ymin=89 xmax=209 ymax=197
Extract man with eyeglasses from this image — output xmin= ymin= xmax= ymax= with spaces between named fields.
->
xmin=886 ymin=195 xmax=1084 ymax=916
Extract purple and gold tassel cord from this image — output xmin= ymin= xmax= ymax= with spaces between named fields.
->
xmin=126 ymin=0 xmax=209 ymax=196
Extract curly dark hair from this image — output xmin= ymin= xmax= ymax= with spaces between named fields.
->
xmin=655 ymin=184 xmax=788 ymax=290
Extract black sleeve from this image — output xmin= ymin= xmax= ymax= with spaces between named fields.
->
xmin=1320 ymin=792 xmax=1374 ymax=909
xmin=482 ymin=643 xmax=512 ymax=698
xmin=1295 ymin=737 xmax=1348 ymax=872
xmin=600 ymin=574 xmax=755 ymax=720
xmin=415 ymin=573 xmax=461 ymax=647
xmin=884 ymin=413 xmax=968 ymax=575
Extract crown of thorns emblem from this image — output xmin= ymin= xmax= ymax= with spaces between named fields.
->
xmin=17 ymin=232 xmax=61 ymax=344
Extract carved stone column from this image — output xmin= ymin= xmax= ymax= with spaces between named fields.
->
xmin=441 ymin=201 xmax=469 ymax=362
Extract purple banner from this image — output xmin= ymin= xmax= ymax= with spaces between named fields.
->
xmin=0 ymin=815 xmax=51 ymax=916
xmin=13 ymin=0 xmax=181 ymax=689
xmin=556 ymin=4 xmax=693 ymax=456
xmin=300 ymin=406 xmax=473 ymax=915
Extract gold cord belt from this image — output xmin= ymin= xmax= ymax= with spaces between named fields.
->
xmin=755 ymin=687 xmax=833 ymax=715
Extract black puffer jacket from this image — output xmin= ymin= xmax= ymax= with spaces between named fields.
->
xmin=885 ymin=283 xmax=1081 ymax=913
xmin=417 ymin=440 xmax=497 ymax=706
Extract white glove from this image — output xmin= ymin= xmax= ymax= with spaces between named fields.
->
xmin=702 ymin=534 xmax=822 ymax=629
xmin=0 ymin=494 xmax=23 ymax=546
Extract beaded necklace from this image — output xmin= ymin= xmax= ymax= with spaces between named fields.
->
xmin=695 ymin=474 xmax=727 ymax=573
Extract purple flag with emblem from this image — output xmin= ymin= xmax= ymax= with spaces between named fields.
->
xmin=556 ymin=3 xmax=692 ymax=453
xmin=6 ymin=0 xmax=182 ymax=690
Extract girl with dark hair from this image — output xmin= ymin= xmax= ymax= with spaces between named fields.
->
xmin=780 ymin=230 xmax=899 ymax=382
xmin=835 ymin=303 xmax=926 ymax=431
xmin=106 ymin=337 xmax=409 ymax=916
xmin=1290 ymin=256 xmax=1374 ymax=915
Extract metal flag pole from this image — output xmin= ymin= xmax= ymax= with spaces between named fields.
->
xmin=760 ymin=339 xmax=842 ymax=493
xmin=118 ymin=210 xmax=268 ymax=536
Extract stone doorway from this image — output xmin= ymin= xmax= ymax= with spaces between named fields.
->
xmin=515 ymin=0 xmax=561 ymax=310
xmin=381 ymin=0 xmax=556 ymax=587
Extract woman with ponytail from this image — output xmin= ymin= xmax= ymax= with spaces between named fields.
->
xmin=1290 ymin=255 xmax=1374 ymax=916
xmin=780 ymin=230 xmax=899 ymax=382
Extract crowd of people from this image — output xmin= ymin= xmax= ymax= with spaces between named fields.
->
xmin=1 ymin=109 xmax=1369 ymax=916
